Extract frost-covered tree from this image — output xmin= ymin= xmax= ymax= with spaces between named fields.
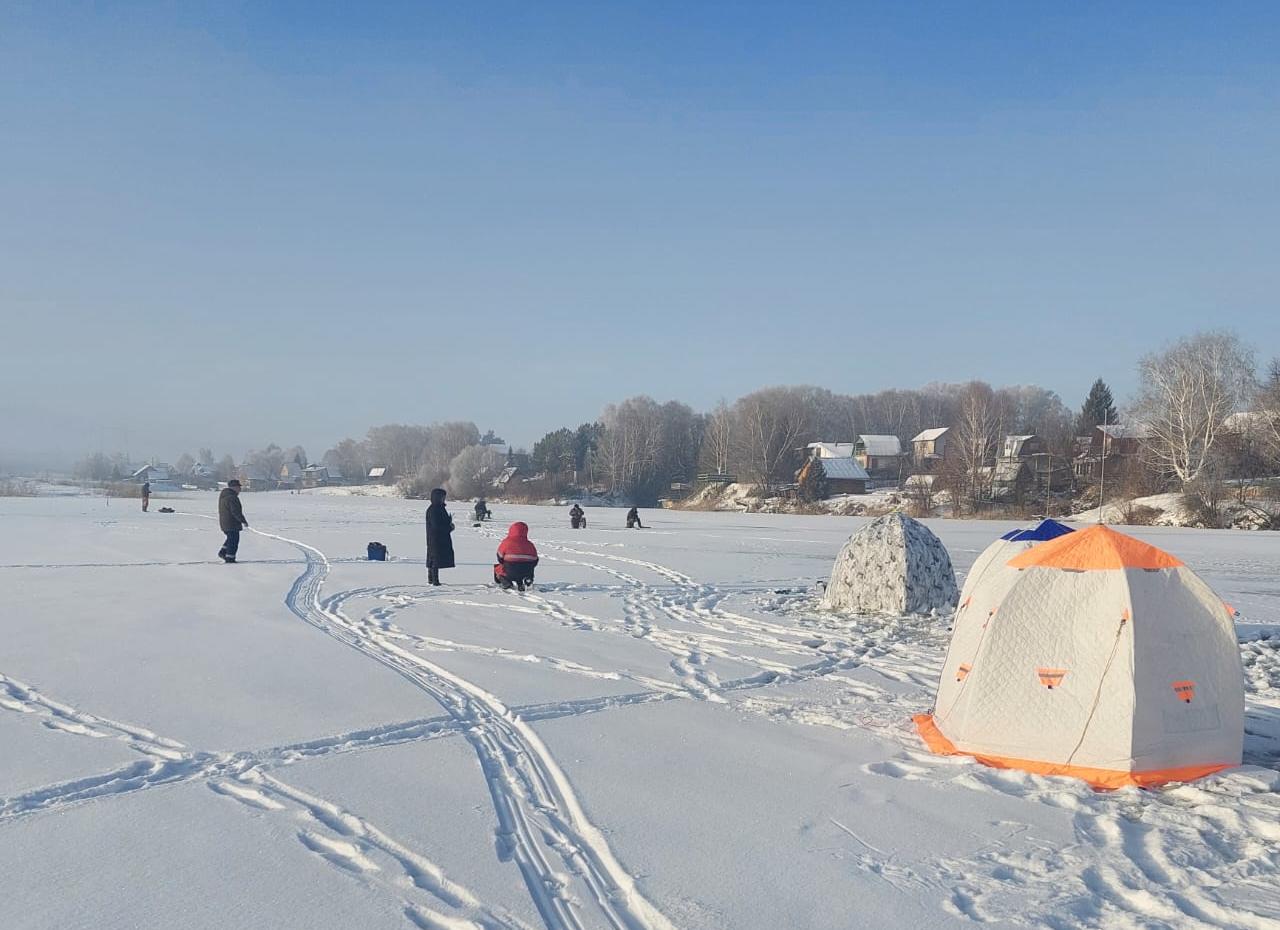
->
xmin=174 ymin=452 xmax=195 ymax=476
xmin=1134 ymin=331 xmax=1256 ymax=486
xmin=699 ymin=400 xmax=734 ymax=475
xmin=948 ymin=382 xmax=1002 ymax=513
xmin=446 ymin=444 xmax=506 ymax=499
xmin=322 ymin=439 xmax=368 ymax=484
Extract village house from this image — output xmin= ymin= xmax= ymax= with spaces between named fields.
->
xmin=278 ymin=462 xmax=304 ymax=490
xmin=854 ymin=435 xmax=904 ymax=479
xmin=130 ymin=463 xmax=180 ymax=490
xmin=1073 ymin=424 xmax=1146 ymax=483
xmin=235 ymin=464 xmax=273 ymax=491
xmin=367 ymin=465 xmax=393 ymax=485
xmin=996 ymin=434 xmax=1071 ymax=497
xmin=303 ymin=465 xmax=339 ymax=488
xmin=911 ymin=428 xmax=952 ymax=471
xmin=796 ymin=454 xmax=869 ymax=496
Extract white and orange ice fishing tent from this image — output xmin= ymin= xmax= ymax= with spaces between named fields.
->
xmin=915 ymin=524 xmax=1244 ymax=789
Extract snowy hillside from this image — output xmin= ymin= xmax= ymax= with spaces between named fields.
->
xmin=2 ymin=493 xmax=1279 ymax=929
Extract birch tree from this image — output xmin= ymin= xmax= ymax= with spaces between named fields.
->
xmin=1134 ymin=331 xmax=1255 ymax=486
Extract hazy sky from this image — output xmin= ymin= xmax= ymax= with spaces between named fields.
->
xmin=3 ymin=2 xmax=1279 ymax=468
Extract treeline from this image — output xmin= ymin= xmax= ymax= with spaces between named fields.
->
xmin=525 ymin=383 xmax=1079 ymax=505
xmin=320 ymin=423 xmax=509 ymax=498
xmin=526 ymin=330 xmax=1280 ymax=509
xmin=75 ymin=330 xmax=1280 ymax=514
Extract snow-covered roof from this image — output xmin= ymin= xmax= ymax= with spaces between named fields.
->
xmin=857 ymin=435 xmax=902 ymax=457
xmin=806 ymin=442 xmax=856 ymax=459
xmin=1223 ymin=411 xmax=1271 ymax=433
xmin=131 ymin=464 xmax=172 ymax=481
xmin=1098 ymin=424 xmax=1147 ymax=440
xmin=818 ymin=458 xmax=871 ymax=481
xmin=368 ymin=466 xmax=388 ymax=478
xmin=912 ymin=428 xmax=948 ymax=442
xmin=492 ymin=466 xmax=522 ymax=487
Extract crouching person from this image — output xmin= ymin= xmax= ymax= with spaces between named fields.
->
xmin=494 ymin=522 xmax=539 ymax=592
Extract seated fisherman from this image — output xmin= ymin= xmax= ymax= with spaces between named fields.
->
xmin=494 ymin=521 xmax=539 ymax=592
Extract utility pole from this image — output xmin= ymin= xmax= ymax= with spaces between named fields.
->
xmin=1097 ymin=410 xmax=1108 ymax=524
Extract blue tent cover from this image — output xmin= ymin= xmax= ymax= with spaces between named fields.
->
xmin=1000 ymin=519 xmax=1074 ymax=542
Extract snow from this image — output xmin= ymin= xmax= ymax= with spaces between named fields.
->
xmin=3 ymin=493 xmax=1280 ymax=929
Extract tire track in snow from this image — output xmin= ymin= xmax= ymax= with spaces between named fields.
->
xmin=253 ymin=526 xmax=677 ymax=930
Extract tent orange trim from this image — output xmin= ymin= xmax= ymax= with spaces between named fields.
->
xmin=1007 ymin=524 xmax=1183 ymax=572
xmin=912 ymin=714 xmax=1231 ymax=790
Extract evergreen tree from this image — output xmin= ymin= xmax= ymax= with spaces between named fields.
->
xmin=797 ymin=459 xmax=828 ymax=502
xmin=1075 ymin=379 xmax=1118 ymax=435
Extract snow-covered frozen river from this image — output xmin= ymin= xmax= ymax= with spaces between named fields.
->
xmin=2 ymin=491 xmax=1279 ymax=929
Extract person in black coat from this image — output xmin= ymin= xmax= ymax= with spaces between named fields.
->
xmin=626 ymin=506 xmax=644 ymax=529
xmin=218 ymin=479 xmax=248 ymax=562
xmin=425 ymin=487 xmax=455 ymax=585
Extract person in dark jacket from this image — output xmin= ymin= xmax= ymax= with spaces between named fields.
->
xmin=218 ymin=479 xmax=248 ymax=563
xmin=474 ymin=498 xmax=491 ymax=522
xmin=626 ymin=506 xmax=644 ymax=529
xmin=425 ymin=487 xmax=455 ymax=585
xmin=569 ymin=504 xmax=586 ymax=529
xmin=494 ymin=521 xmax=539 ymax=591
xmin=141 ymin=481 xmax=151 ymax=512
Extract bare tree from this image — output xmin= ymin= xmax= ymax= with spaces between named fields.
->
xmin=322 ymin=438 xmax=369 ymax=484
xmin=597 ymin=396 xmax=664 ymax=502
xmin=1134 ymin=331 xmax=1256 ymax=486
xmin=732 ymin=387 xmax=809 ymax=487
xmin=949 ymin=382 xmax=1001 ymax=514
xmin=700 ymin=400 xmax=734 ymax=475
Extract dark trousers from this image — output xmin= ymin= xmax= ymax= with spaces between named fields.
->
xmin=221 ymin=529 xmax=240 ymax=559
xmin=428 ymin=565 xmax=440 ymax=585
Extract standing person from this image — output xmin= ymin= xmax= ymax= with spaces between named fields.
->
xmin=626 ymin=506 xmax=644 ymax=529
xmin=569 ymin=504 xmax=586 ymax=529
xmin=218 ymin=479 xmax=248 ymax=563
xmin=494 ymin=521 xmax=539 ymax=592
xmin=141 ymin=480 xmax=151 ymax=512
xmin=425 ymin=487 xmax=455 ymax=586
xmin=474 ymin=498 xmax=491 ymax=522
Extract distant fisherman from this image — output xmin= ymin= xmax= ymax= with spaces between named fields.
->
xmin=218 ymin=479 xmax=248 ymax=563
xmin=626 ymin=507 xmax=644 ymax=529
xmin=141 ymin=480 xmax=151 ymax=512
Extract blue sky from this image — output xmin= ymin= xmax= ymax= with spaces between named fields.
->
xmin=3 ymin=2 xmax=1278 ymax=466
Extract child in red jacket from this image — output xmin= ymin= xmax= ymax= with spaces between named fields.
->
xmin=494 ymin=522 xmax=539 ymax=591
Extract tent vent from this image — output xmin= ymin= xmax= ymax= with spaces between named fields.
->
xmin=1037 ymin=668 xmax=1067 ymax=689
